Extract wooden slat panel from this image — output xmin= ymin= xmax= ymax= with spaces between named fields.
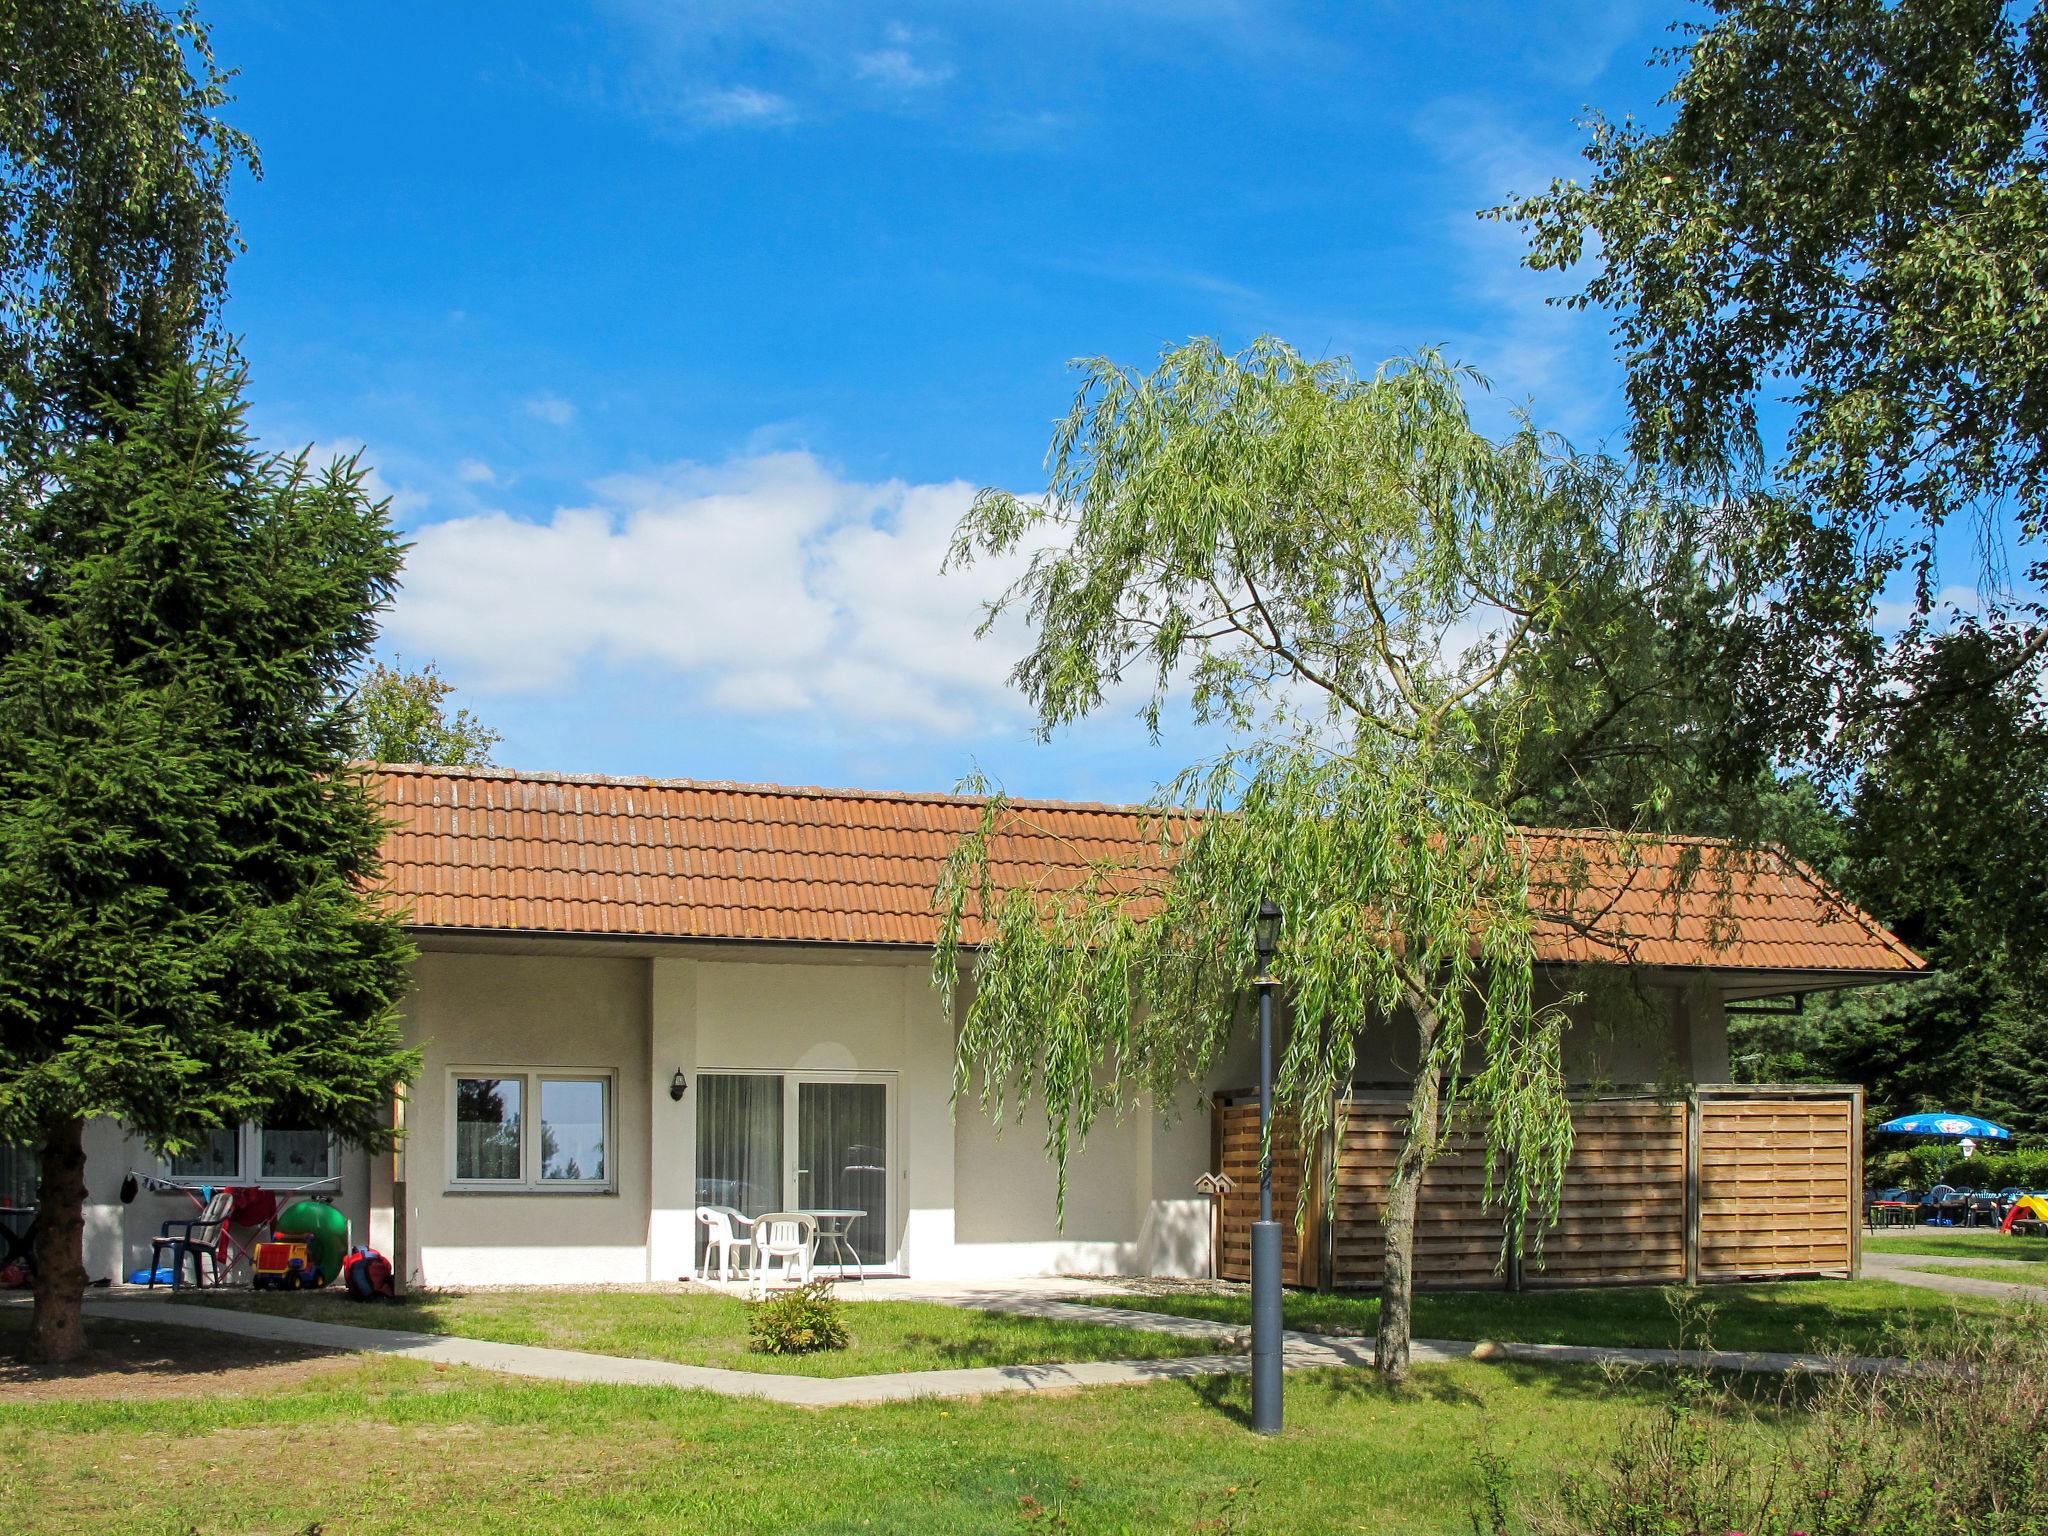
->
xmin=1525 ymin=1100 xmax=1688 ymax=1285
xmin=1697 ymin=1095 xmax=1856 ymax=1277
xmin=1214 ymin=1089 xmax=1859 ymax=1292
xmin=1214 ymin=1102 xmax=1315 ymax=1284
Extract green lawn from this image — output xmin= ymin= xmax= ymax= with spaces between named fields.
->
xmin=1903 ymin=1261 xmax=2048 ymax=1286
xmin=1865 ymin=1227 xmax=2048 ymax=1263
xmin=0 ymin=1320 xmax=1804 ymax=1536
xmin=1087 ymin=1278 xmax=2004 ymax=1354
xmin=165 ymin=1286 xmax=1213 ymax=1377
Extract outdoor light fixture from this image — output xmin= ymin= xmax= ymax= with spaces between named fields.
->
xmin=1249 ymin=896 xmax=1284 ymax=1436
xmin=1253 ymin=898 xmax=1281 ymax=972
xmin=669 ymin=1071 xmax=688 ymax=1102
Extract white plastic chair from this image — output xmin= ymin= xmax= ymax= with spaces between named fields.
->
xmin=749 ymin=1212 xmax=817 ymax=1297
xmin=695 ymin=1205 xmax=753 ymax=1282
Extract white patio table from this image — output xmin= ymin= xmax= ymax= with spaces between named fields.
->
xmin=798 ymin=1208 xmax=867 ymax=1283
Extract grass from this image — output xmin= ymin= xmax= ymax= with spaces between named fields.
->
xmin=0 ymin=1340 xmax=1806 ymax=1535
xmin=1905 ymin=1261 xmax=2048 ymax=1285
xmin=166 ymin=1286 xmax=1214 ymax=1377
xmin=1086 ymin=1278 xmax=2006 ymax=1354
xmin=1865 ymin=1226 xmax=2048 ymax=1263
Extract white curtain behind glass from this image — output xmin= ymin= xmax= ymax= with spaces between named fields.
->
xmin=695 ymin=1073 xmax=783 ymax=1217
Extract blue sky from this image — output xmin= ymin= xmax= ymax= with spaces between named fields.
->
xmin=211 ymin=0 xmax=1680 ymax=801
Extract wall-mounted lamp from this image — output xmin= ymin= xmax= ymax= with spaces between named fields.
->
xmin=669 ymin=1070 xmax=688 ymax=1103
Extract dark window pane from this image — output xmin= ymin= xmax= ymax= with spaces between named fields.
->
xmin=797 ymin=1081 xmax=887 ymax=1265
xmin=259 ymin=1125 xmax=331 ymax=1182
xmin=168 ymin=1127 xmax=241 ymax=1181
xmin=455 ymin=1077 xmax=522 ymax=1181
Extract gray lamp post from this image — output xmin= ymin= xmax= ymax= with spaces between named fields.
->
xmin=1250 ymin=897 xmax=1283 ymax=1435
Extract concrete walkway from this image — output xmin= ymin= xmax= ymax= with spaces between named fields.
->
xmin=1864 ymin=1250 xmax=2048 ymax=1304
xmin=82 ymin=1295 xmax=1369 ymax=1406
xmin=84 ymin=1289 xmax=1914 ymax=1407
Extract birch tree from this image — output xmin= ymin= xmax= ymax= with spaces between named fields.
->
xmin=934 ymin=337 xmax=1748 ymax=1382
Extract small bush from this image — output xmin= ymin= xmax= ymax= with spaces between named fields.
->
xmin=747 ymin=1279 xmax=850 ymax=1355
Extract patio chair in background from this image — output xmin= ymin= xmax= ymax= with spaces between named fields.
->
xmin=694 ymin=1205 xmax=754 ymax=1282
xmin=148 ymin=1187 xmax=235 ymax=1290
xmin=750 ymin=1212 xmax=817 ymax=1298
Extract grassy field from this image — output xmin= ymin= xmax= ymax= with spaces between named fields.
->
xmin=0 ymin=1317 xmax=1804 ymax=1536
xmin=167 ymin=1287 xmax=1213 ymax=1376
xmin=1865 ymin=1227 xmax=2048 ymax=1263
xmin=1086 ymin=1278 xmax=2003 ymax=1354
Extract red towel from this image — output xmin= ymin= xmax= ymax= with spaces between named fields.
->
xmin=228 ymin=1186 xmax=278 ymax=1229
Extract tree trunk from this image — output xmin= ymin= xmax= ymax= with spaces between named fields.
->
xmin=25 ymin=1116 xmax=89 ymax=1366
xmin=1376 ymin=1004 xmax=1445 ymax=1385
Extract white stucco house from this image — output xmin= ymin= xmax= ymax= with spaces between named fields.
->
xmin=69 ymin=764 xmax=1922 ymax=1290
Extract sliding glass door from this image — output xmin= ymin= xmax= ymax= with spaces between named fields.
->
xmin=694 ymin=1071 xmax=893 ymax=1270
xmin=795 ymin=1079 xmax=889 ymax=1266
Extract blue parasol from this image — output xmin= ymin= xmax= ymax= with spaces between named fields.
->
xmin=1876 ymin=1112 xmax=2012 ymax=1141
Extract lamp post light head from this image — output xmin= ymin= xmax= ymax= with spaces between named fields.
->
xmin=1253 ymin=898 xmax=1281 ymax=976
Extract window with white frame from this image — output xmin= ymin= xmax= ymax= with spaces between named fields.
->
xmin=164 ymin=1123 xmax=335 ymax=1185
xmin=449 ymin=1070 xmax=612 ymax=1191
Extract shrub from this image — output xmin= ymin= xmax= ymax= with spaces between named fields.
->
xmin=747 ymin=1280 xmax=850 ymax=1355
xmin=1474 ymin=1303 xmax=2048 ymax=1535
xmin=1868 ymin=1144 xmax=2048 ymax=1193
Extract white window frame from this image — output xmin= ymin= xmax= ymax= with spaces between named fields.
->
xmin=446 ymin=1066 xmax=616 ymax=1194
xmin=162 ymin=1123 xmax=337 ymax=1188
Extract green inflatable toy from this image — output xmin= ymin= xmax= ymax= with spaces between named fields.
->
xmin=274 ymin=1199 xmax=349 ymax=1289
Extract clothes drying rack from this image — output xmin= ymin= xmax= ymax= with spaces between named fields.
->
xmin=123 ymin=1169 xmax=343 ymax=1285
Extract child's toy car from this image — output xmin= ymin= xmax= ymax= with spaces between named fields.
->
xmin=252 ymin=1236 xmax=322 ymax=1290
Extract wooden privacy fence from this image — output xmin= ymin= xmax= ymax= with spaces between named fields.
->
xmin=1211 ymin=1085 xmax=1861 ymax=1291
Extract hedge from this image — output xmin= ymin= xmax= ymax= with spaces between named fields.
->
xmin=1866 ymin=1144 xmax=2048 ymax=1192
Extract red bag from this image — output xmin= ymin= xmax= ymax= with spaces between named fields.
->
xmin=341 ymin=1246 xmax=394 ymax=1300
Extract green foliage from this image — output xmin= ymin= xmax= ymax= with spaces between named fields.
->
xmin=351 ymin=659 xmax=501 ymax=767
xmin=1500 ymin=0 xmax=2048 ymax=618
xmin=1482 ymin=1305 xmax=2048 ymax=1535
xmin=0 ymin=0 xmax=256 ymax=457
xmin=1869 ymin=1143 xmax=2048 ymax=1191
xmin=0 ymin=364 xmax=418 ymax=1152
xmin=943 ymin=747 xmax=1569 ymax=1242
xmin=1727 ymin=626 xmax=2048 ymax=1135
xmin=938 ymin=338 xmax=1757 ymax=1376
xmin=746 ymin=1280 xmax=850 ymax=1355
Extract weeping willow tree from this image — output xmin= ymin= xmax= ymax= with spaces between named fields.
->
xmin=933 ymin=337 xmax=1757 ymax=1382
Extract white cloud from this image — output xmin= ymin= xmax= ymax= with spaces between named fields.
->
xmin=456 ymin=458 xmax=497 ymax=485
xmin=1412 ymin=103 xmax=1620 ymax=440
xmin=308 ymin=439 xmax=431 ymax=520
xmin=523 ymin=393 xmax=578 ymax=427
xmin=1871 ymin=582 xmax=1987 ymax=633
xmin=385 ymin=451 xmax=1035 ymax=736
xmin=691 ymin=84 xmax=798 ymax=126
xmin=852 ymin=44 xmax=953 ymax=92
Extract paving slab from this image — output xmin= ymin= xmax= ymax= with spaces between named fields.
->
xmin=1863 ymin=1251 xmax=2048 ymax=1304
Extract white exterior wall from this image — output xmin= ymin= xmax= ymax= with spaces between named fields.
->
xmin=58 ymin=941 xmax=1744 ymax=1291
xmin=399 ymin=950 xmax=653 ymax=1287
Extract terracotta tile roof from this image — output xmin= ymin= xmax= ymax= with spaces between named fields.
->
xmin=366 ymin=764 xmax=1925 ymax=977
